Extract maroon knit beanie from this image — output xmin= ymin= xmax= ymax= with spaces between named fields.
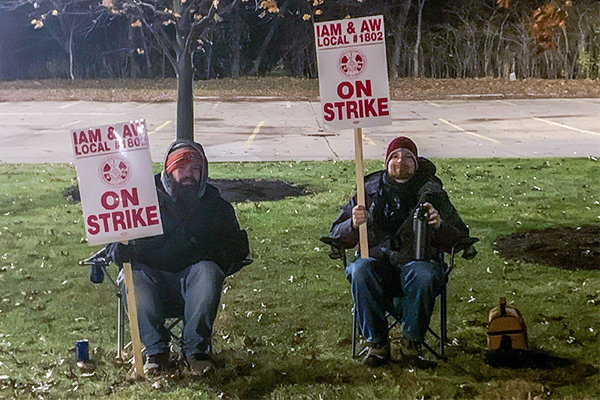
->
xmin=385 ymin=136 xmax=418 ymax=166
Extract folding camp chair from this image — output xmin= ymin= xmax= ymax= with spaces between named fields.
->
xmin=320 ymin=235 xmax=478 ymax=360
xmin=82 ymin=251 xmax=251 ymax=359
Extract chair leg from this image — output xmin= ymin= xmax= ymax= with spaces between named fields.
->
xmin=117 ymin=294 xmax=125 ymax=359
xmin=352 ymin=307 xmax=358 ymax=358
xmin=440 ymin=283 xmax=447 ymax=358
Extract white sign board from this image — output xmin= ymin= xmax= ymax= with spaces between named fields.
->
xmin=71 ymin=120 xmax=163 ymax=246
xmin=314 ymin=15 xmax=391 ymax=130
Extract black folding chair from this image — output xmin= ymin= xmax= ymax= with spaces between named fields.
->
xmin=320 ymin=235 xmax=478 ymax=360
xmin=82 ymin=251 xmax=252 ymax=359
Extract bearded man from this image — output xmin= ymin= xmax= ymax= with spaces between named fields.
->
xmin=329 ymin=136 xmax=469 ymax=366
xmin=106 ymin=140 xmax=249 ymax=376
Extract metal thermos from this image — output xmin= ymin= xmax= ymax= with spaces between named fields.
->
xmin=413 ymin=205 xmax=428 ymax=260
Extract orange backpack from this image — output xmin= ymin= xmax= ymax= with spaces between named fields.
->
xmin=486 ymin=297 xmax=529 ymax=351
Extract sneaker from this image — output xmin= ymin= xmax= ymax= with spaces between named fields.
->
xmin=143 ymin=352 xmax=171 ymax=376
xmin=399 ymin=335 xmax=423 ymax=359
xmin=362 ymin=343 xmax=390 ymax=367
xmin=185 ymin=352 xmax=214 ymax=376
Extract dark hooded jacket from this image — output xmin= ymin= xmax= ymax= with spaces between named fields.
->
xmin=123 ymin=140 xmax=249 ymax=275
xmin=330 ymin=158 xmax=469 ymax=265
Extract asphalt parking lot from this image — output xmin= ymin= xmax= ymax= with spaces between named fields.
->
xmin=0 ymin=98 xmax=598 ymax=164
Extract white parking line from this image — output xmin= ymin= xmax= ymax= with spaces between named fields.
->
xmin=60 ymin=102 xmax=80 ymax=109
xmin=148 ymin=120 xmax=172 ymax=135
xmin=244 ymin=121 xmax=266 ymax=148
xmin=363 ymin=134 xmax=376 ymax=146
xmin=497 ymin=100 xmax=517 ymax=106
xmin=137 ymin=104 xmax=149 ymax=109
xmin=213 ymin=102 xmax=221 ymax=109
xmin=425 ymin=100 xmax=441 ymax=108
xmin=60 ymin=120 xmax=82 ymax=128
xmin=534 ymin=117 xmax=600 ymax=136
xmin=286 ymin=102 xmax=291 ymax=108
xmin=438 ymin=118 xmax=501 ymax=144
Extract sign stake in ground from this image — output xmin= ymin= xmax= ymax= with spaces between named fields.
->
xmin=71 ymin=120 xmax=163 ymax=379
xmin=315 ymin=15 xmax=392 ymax=258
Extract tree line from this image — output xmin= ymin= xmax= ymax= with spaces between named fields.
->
xmin=1 ymin=0 xmax=597 ymax=82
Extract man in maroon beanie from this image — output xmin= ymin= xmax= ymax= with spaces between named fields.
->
xmin=330 ymin=136 xmax=470 ymax=367
xmin=105 ymin=140 xmax=249 ymax=376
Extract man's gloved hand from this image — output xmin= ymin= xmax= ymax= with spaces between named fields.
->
xmin=105 ymin=242 xmax=134 ymax=267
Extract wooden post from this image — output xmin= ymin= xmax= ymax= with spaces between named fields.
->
xmin=121 ymin=259 xmax=145 ymax=379
xmin=354 ymin=128 xmax=369 ymax=259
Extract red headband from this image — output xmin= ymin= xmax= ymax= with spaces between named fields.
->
xmin=165 ymin=148 xmax=203 ymax=174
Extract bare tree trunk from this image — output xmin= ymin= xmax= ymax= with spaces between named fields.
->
xmin=387 ymin=1 xmax=412 ymax=79
xmin=230 ymin=9 xmax=242 ymax=78
xmin=413 ymin=0 xmax=425 ymax=77
xmin=176 ymin=49 xmax=194 ymax=141
xmin=69 ymin=28 xmax=75 ymax=80
xmin=128 ymin=23 xmax=139 ymax=79
xmin=175 ymin=0 xmax=194 ymax=141
xmin=249 ymin=13 xmax=282 ymax=76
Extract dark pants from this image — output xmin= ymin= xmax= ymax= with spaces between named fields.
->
xmin=346 ymin=257 xmax=444 ymax=345
xmin=120 ymin=261 xmax=225 ymax=356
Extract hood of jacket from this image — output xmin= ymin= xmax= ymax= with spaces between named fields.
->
xmin=160 ymin=140 xmax=209 ymax=198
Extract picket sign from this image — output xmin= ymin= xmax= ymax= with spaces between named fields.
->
xmin=71 ymin=120 xmax=163 ymax=379
xmin=315 ymin=15 xmax=392 ymax=257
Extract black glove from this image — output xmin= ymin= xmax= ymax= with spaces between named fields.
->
xmin=105 ymin=242 xmax=134 ymax=267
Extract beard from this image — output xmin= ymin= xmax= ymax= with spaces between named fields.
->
xmin=172 ymin=178 xmax=199 ymax=202
xmin=389 ymin=163 xmax=415 ymax=181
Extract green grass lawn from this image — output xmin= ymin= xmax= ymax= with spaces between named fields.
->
xmin=0 ymin=158 xmax=598 ymax=400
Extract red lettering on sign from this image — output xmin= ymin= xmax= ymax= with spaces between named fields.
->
xmin=122 ymin=124 xmax=132 ymax=138
xmin=100 ymin=188 xmax=140 ymax=210
xmin=322 ymin=97 xmax=389 ymax=121
xmin=316 ymin=23 xmax=342 ymax=38
xmin=101 ymin=192 xmax=120 ymax=210
xmin=361 ymin=18 xmax=381 ymax=33
xmin=336 ymin=80 xmax=372 ymax=99
xmin=73 ymin=128 xmax=102 ymax=145
xmin=146 ymin=205 xmax=159 ymax=226
xmin=122 ymin=188 xmax=139 ymax=207
xmin=86 ymin=206 xmax=161 ymax=235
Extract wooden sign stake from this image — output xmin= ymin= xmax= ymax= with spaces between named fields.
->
xmin=354 ymin=128 xmax=369 ymax=259
xmin=121 ymin=252 xmax=145 ymax=379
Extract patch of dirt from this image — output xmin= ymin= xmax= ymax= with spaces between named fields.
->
xmin=62 ymin=179 xmax=310 ymax=204
xmin=208 ymin=179 xmax=310 ymax=203
xmin=1 ymin=77 xmax=598 ymax=102
xmin=494 ymin=225 xmax=600 ymax=271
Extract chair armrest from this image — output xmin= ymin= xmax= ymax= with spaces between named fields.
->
xmin=451 ymin=236 xmax=479 ymax=260
xmin=320 ymin=236 xmax=345 ymax=260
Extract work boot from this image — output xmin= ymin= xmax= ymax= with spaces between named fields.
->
xmin=362 ymin=342 xmax=390 ymax=367
xmin=185 ymin=352 xmax=214 ymax=376
xmin=143 ymin=352 xmax=171 ymax=377
xmin=399 ymin=335 xmax=423 ymax=360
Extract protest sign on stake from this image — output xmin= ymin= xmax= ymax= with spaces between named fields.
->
xmin=315 ymin=15 xmax=392 ymax=258
xmin=71 ymin=120 xmax=163 ymax=379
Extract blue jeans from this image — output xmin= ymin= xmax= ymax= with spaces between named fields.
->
xmin=120 ymin=261 xmax=225 ymax=356
xmin=346 ymin=257 xmax=444 ymax=345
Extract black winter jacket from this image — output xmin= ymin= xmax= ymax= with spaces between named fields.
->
xmin=330 ymin=158 xmax=469 ymax=265
xmin=114 ymin=140 xmax=249 ymax=275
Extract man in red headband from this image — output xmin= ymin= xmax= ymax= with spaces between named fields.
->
xmin=329 ymin=136 xmax=470 ymax=367
xmin=106 ymin=140 xmax=249 ymax=376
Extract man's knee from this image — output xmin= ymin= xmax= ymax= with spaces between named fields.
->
xmin=403 ymin=261 xmax=443 ymax=291
xmin=186 ymin=261 xmax=225 ymax=289
xmin=346 ymin=257 xmax=378 ymax=283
